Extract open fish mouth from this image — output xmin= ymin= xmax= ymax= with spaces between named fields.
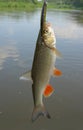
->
xmin=41 ymin=0 xmax=47 ymax=36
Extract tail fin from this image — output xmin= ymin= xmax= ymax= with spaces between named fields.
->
xmin=32 ymin=105 xmax=51 ymax=122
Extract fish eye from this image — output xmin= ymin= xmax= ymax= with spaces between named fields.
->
xmin=45 ymin=30 xmax=48 ymax=33
xmin=43 ymin=29 xmax=48 ymax=33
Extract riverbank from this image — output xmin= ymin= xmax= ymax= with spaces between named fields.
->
xmin=0 ymin=2 xmax=83 ymax=11
xmin=0 ymin=2 xmax=38 ymax=11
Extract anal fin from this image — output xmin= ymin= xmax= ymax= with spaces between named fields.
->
xmin=44 ymin=84 xmax=54 ymax=97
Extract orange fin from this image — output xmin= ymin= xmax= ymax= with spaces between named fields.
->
xmin=44 ymin=84 xmax=54 ymax=97
xmin=53 ymin=68 xmax=62 ymax=76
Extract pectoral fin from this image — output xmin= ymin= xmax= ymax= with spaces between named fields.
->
xmin=45 ymin=44 xmax=62 ymax=58
xmin=44 ymin=84 xmax=54 ymax=97
xmin=53 ymin=68 xmax=62 ymax=76
xmin=19 ymin=71 xmax=33 ymax=83
xmin=52 ymin=48 xmax=62 ymax=57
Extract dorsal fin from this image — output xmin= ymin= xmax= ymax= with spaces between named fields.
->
xmin=19 ymin=71 xmax=33 ymax=83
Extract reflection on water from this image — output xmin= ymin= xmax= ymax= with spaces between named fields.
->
xmin=0 ymin=43 xmax=19 ymax=70
xmin=0 ymin=10 xmax=83 ymax=130
xmin=47 ymin=10 xmax=83 ymax=39
xmin=72 ymin=11 xmax=83 ymax=26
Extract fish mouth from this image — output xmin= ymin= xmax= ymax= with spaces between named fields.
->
xmin=41 ymin=0 xmax=47 ymax=36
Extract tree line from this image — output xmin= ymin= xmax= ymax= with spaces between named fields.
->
xmin=48 ymin=0 xmax=83 ymax=7
xmin=0 ymin=0 xmax=83 ymax=8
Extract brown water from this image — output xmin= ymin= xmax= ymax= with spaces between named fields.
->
xmin=0 ymin=10 xmax=83 ymax=130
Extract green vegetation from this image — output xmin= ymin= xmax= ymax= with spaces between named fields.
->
xmin=0 ymin=2 xmax=36 ymax=10
xmin=48 ymin=0 xmax=83 ymax=9
xmin=0 ymin=0 xmax=83 ymax=10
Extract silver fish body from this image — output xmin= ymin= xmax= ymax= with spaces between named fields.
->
xmin=32 ymin=33 xmax=56 ymax=103
xmin=20 ymin=0 xmax=60 ymax=122
xmin=31 ymin=29 xmax=56 ymax=121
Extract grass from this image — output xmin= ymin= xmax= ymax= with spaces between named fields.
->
xmin=0 ymin=2 xmax=82 ymax=10
xmin=0 ymin=2 xmax=37 ymax=11
xmin=48 ymin=3 xmax=74 ymax=10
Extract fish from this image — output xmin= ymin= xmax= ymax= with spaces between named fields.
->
xmin=20 ymin=0 xmax=62 ymax=122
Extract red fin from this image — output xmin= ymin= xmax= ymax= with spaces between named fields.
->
xmin=44 ymin=85 xmax=54 ymax=97
xmin=53 ymin=68 xmax=62 ymax=76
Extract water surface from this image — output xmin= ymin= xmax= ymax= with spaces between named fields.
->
xmin=0 ymin=10 xmax=83 ymax=130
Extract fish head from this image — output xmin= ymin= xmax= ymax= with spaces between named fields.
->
xmin=42 ymin=22 xmax=56 ymax=47
xmin=40 ymin=1 xmax=56 ymax=48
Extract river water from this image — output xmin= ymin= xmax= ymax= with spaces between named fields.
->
xmin=0 ymin=9 xmax=83 ymax=130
